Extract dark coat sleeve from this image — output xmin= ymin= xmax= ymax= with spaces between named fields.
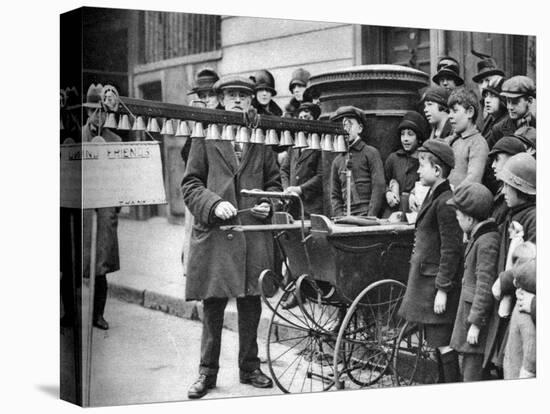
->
xmin=280 ymin=150 xmax=291 ymax=189
xmin=181 ymin=139 xmax=223 ymax=225
xmin=468 ymin=235 xmax=499 ymax=327
xmin=499 ymin=270 xmax=516 ymax=295
xmin=330 ymin=158 xmax=344 ymax=217
xmin=366 ymin=147 xmax=386 ymax=217
xmin=384 ymin=153 xmax=395 ymax=184
xmin=435 ymin=198 xmax=463 ymax=292
xmin=299 ymin=151 xmax=323 ymax=197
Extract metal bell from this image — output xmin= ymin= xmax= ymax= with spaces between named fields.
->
xmin=223 ymin=125 xmax=236 ymax=141
xmin=308 ymin=133 xmax=321 ymax=150
xmin=209 ymin=124 xmax=221 ymax=140
xmin=117 ymin=114 xmax=131 ymax=130
xmin=236 ymin=126 xmax=250 ymax=143
xmin=279 ymin=130 xmax=294 ymax=147
xmin=321 ymin=134 xmax=334 ymax=152
xmin=294 ymin=131 xmax=308 ymax=148
xmin=191 ymin=122 xmax=205 ymax=138
xmin=160 ymin=119 xmax=175 ymax=135
xmin=132 ymin=116 xmax=146 ymax=131
xmin=252 ymin=128 xmax=265 ymax=144
xmin=104 ymin=113 xmax=117 ymax=129
xmin=147 ymin=117 xmax=160 ymax=133
xmin=265 ymin=129 xmax=280 ymax=146
xmin=178 ymin=120 xmax=191 ymax=137
xmin=333 ymin=135 xmax=348 ymax=153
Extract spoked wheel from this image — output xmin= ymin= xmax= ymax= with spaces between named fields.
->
xmin=333 ymin=279 xmax=407 ymax=389
xmin=295 ymin=274 xmax=339 ymax=333
xmin=392 ymin=322 xmax=440 ymax=386
xmin=266 ymin=287 xmax=344 ymax=393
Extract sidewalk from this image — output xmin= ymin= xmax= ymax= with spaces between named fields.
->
xmin=108 ymin=217 xmax=272 ymax=338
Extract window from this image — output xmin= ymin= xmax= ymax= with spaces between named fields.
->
xmin=139 ymin=11 xmax=221 ymax=64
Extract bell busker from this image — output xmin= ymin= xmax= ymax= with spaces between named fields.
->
xmin=398 ymin=139 xmax=464 ymax=383
xmin=329 ymin=106 xmax=385 ymax=217
xmin=182 ymin=75 xmax=282 ymax=399
xmin=447 ymin=183 xmax=499 ymax=382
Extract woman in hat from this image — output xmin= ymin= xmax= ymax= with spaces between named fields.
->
xmin=481 ymin=76 xmax=507 ymax=141
xmin=432 ymin=56 xmax=464 ymax=91
xmin=250 ymin=69 xmax=282 ymax=116
xmin=384 ymin=111 xmax=428 ymax=216
xmin=283 ymin=67 xmax=312 ymax=117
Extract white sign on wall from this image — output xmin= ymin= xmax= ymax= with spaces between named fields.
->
xmin=61 ymin=141 xmax=167 ymax=209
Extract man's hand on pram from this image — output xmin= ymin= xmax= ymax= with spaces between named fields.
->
xmin=214 ymin=201 xmax=237 ymax=220
xmin=250 ymin=202 xmax=271 ymax=219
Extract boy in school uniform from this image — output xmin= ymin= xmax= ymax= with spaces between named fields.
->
xmin=447 ymin=183 xmax=500 ymax=382
xmin=421 ymin=86 xmax=454 ymax=140
xmin=398 ymin=139 xmax=464 ymax=383
xmin=446 ymin=88 xmax=489 ymax=189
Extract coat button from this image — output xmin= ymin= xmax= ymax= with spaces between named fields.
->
xmin=296 ymin=176 xmax=300 ymax=180
xmin=227 ymin=233 xmax=234 ymax=240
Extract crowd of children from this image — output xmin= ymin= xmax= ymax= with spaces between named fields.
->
xmin=186 ymin=55 xmax=537 ymax=384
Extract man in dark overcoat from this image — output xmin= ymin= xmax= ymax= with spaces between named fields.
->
xmin=182 ymin=75 xmax=282 ymax=399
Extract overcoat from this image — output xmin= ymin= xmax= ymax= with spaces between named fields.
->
xmin=488 ymin=113 xmax=536 ymax=149
xmin=483 ymin=201 xmax=536 ymax=367
xmin=181 ymin=139 xmax=282 ymax=301
xmin=450 ymin=219 xmax=499 ymax=354
xmin=82 ymin=122 xmax=121 ymax=277
xmin=398 ymin=180 xmax=464 ymax=325
xmin=280 ymin=148 xmax=323 ymax=218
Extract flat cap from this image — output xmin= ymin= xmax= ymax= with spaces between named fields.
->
xmin=213 ymin=75 xmax=255 ymax=95
xmin=330 ymin=106 xmax=367 ymax=126
xmin=447 ymin=182 xmax=494 ymax=220
xmin=418 ymin=138 xmax=455 ymax=169
xmin=420 ymin=86 xmax=451 ymax=108
xmin=501 ymin=76 xmax=536 ymax=98
xmin=488 ymin=136 xmax=526 ymax=157
xmin=513 ymin=126 xmax=536 ymax=150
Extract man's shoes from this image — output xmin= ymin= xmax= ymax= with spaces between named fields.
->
xmin=239 ymin=368 xmax=273 ymax=388
xmin=281 ymin=293 xmax=299 ymax=310
xmin=188 ymin=374 xmax=217 ymax=399
xmin=93 ymin=316 xmax=109 ymax=330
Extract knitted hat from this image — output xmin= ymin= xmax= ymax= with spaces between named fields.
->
xmin=497 ymin=153 xmax=536 ymax=195
xmin=398 ymin=111 xmax=429 ymax=143
xmin=447 ymin=182 xmax=493 ymax=221
xmin=420 ymin=86 xmax=451 ymax=109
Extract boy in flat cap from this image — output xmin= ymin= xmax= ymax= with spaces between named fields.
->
xmin=489 ymin=75 xmax=536 ymax=149
xmin=433 ymin=56 xmax=464 ymax=91
xmin=446 ymin=88 xmax=489 ymax=189
xmin=483 ymin=152 xmax=536 ymax=374
xmin=182 ymin=75 xmax=281 ymax=398
xmin=421 ymin=86 xmax=453 ymax=140
xmin=447 ymin=183 xmax=500 ymax=382
xmin=329 ymin=106 xmax=385 ymax=217
xmin=398 ymin=139 xmax=464 ymax=383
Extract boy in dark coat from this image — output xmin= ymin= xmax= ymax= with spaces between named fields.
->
xmin=329 ymin=106 xmax=385 ymax=217
xmin=281 ymin=102 xmax=323 ymax=218
xmin=398 ymin=139 xmax=464 ymax=383
xmin=447 ymin=183 xmax=500 ymax=382
xmin=182 ymin=75 xmax=282 ymax=399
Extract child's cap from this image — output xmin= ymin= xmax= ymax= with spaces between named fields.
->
xmin=398 ymin=111 xmax=429 ymax=142
xmin=417 ymin=139 xmax=455 ymax=169
xmin=500 ymin=75 xmax=536 ymax=99
xmin=420 ymin=86 xmax=451 ymax=109
xmin=497 ymin=153 xmax=536 ymax=195
xmin=488 ymin=136 xmax=526 ymax=158
xmin=513 ymin=126 xmax=536 ymax=150
xmin=446 ymin=182 xmax=493 ymax=221
xmin=330 ymin=105 xmax=367 ymax=127
xmin=297 ymin=102 xmax=321 ymax=120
